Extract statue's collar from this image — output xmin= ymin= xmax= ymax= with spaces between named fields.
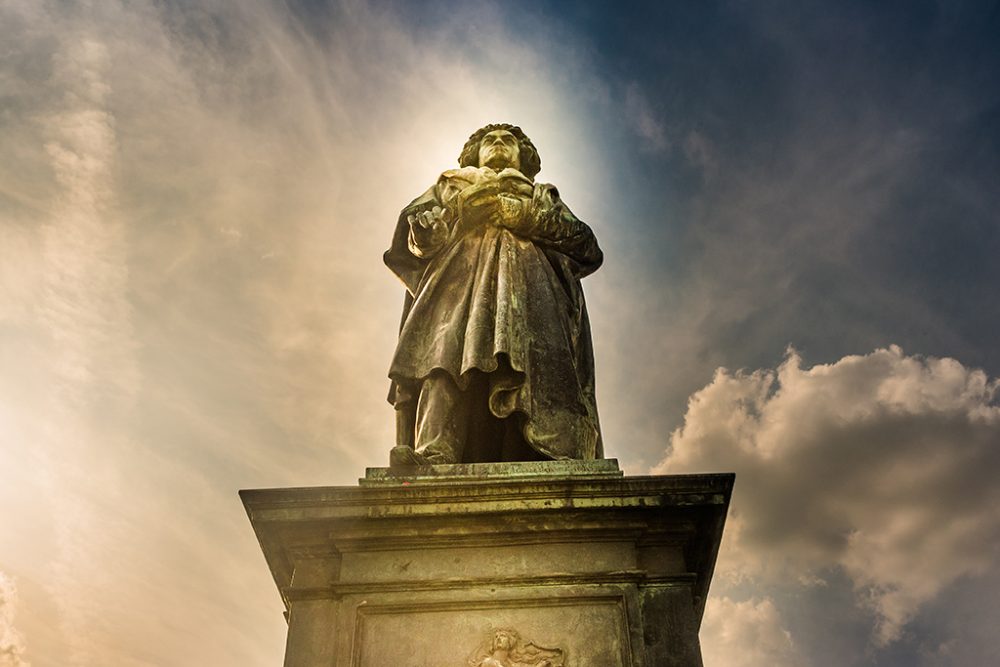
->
xmin=441 ymin=166 xmax=535 ymax=186
xmin=478 ymin=166 xmax=533 ymax=184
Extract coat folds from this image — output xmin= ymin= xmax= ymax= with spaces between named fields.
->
xmin=385 ymin=166 xmax=603 ymax=460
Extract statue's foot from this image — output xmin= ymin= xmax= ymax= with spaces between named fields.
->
xmin=389 ymin=446 xmax=458 ymax=466
xmin=389 ymin=445 xmax=431 ymax=466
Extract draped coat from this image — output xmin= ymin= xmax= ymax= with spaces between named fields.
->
xmin=384 ymin=166 xmax=603 ymax=460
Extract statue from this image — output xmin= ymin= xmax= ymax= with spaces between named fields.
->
xmin=468 ymin=629 xmax=565 ymax=667
xmin=384 ymin=123 xmax=603 ymax=465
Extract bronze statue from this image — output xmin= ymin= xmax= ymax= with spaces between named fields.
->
xmin=385 ymin=123 xmax=603 ymax=465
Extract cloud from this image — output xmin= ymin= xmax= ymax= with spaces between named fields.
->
xmin=624 ymin=82 xmax=669 ymax=151
xmin=1 ymin=1 xmax=617 ymax=665
xmin=700 ymin=596 xmax=804 ymax=667
xmin=0 ymin=573 xmax=29 ymax=667
xmin=657 ymin=346 xmax=1000 ymax=646
xmin=4 ymin=0 xmax=996 ymax=665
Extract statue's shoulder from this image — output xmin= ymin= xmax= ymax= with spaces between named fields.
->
xmin=532 ymin=181 xmax=561 ymax=200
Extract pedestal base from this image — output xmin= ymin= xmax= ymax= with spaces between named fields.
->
xmin=240 ymin=461 xmax=733 ymax=667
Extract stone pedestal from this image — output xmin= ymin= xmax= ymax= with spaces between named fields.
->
xmin=240 ymin=460 xmax=733 ymax=667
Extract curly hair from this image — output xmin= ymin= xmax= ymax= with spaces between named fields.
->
xmin=458 ymin=123 xmax=541 ymax=179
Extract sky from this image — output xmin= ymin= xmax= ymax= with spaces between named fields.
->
xmin=0 ymin=0 xmax=998 ymax=665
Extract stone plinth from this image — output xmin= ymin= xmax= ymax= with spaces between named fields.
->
xmin=240 ymin=461 xmax=733 ymax=667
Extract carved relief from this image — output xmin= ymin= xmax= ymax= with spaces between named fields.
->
xmin=468 ymin=629 xmax=565 ymax=667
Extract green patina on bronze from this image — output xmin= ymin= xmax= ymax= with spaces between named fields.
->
xmin=384 ymin=123 xmax=603 ymax=465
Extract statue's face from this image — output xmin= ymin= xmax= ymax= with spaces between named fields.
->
xmin=478 ymin=129 xmax=521 ymax=171
xmin=493 ymin=631 xmax=512 ymax=650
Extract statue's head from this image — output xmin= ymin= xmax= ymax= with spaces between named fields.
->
xmin=459 ymin=123 xmax=541 ymax=179
xmin=492 ymin=629 xmax=518 ymax=651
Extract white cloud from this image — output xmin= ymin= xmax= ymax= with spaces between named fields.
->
xmin=658 ymin=346 xmax=1000 ymax=646
xmin=1 ymin=1 xmax=617 ymax=665
xmin=0 ymin=573 xmax=29 ymax=667
xmin=700 ymin=596 xmax=805 ymax=667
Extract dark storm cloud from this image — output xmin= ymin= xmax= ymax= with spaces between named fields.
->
xmin=502 ymin=0 xmax=1000 ymax=472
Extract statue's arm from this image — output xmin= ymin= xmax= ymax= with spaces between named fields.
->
xmin=384 ymin=184 xmax=447 ymax=295
xmin=523 ymin=184 xmax=603 ymax=277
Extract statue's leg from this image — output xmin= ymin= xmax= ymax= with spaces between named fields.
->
xmin=392 ymin=381 xmax=416 ymax=449
xmin=413 ymin=370 xmax=470 ymax=464
xmin=394 ymin=402 xmax=416 ymax=450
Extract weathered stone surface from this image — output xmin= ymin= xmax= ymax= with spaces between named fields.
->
xmin=385 ymin=123 xmax=604 ymax=465
xmin=241 ymin=464 xmax=733 ymax=666
xmin=362 ymin=458 xmax=624 ymax=486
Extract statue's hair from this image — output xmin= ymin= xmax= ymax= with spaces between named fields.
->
xmin=458 ymin=123 xmax=541 ymax=179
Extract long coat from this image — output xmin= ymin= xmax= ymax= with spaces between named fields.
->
xmin=384 ymin=166 xmax=603 ymax=460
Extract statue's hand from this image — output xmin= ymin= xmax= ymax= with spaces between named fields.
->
xmin=490 ymin=193 xmax=526 ymax=231
xmin=407 ymin=205 xmax=451 ymax=256
xmin=465 ymin=191 xmax=525 ymax=231
xmin=461 ymin=183 xmax=502 ymax=223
